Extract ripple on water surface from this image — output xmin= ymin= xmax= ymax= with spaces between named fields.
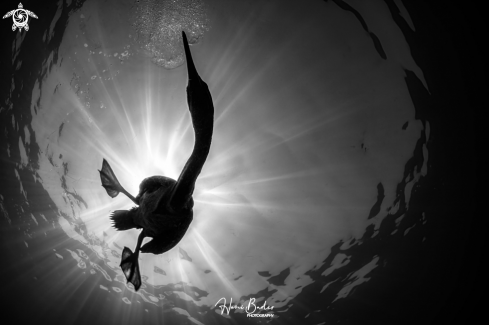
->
xmin=131 ymin=0 xmax=209 ymax=69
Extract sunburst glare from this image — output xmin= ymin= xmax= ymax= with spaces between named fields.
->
xmin=0 ymin=0 xmax=449 ymax=323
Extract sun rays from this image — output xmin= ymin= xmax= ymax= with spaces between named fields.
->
xmin=16 ymin=2 xmax=430 ymax=324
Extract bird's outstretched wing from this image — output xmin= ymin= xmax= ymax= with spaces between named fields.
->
xmin=2 ymin=10 xmax=14 ymax=19
xmin=163 ymin=31 xmax=214 ymax=212
xmin=25 ymin=10 xmax=38 ymax=19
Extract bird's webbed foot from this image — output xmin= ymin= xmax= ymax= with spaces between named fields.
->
xmin=120 ymin=247 xmax=142 ymax=291
xmin=99 ymin=159 xmax=138 ymax=204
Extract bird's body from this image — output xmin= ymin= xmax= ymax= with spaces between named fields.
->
xmin=99 ymin=31 xmax=214 ymax=291
xmin=134 ymin=176 xmax=194 ymax=250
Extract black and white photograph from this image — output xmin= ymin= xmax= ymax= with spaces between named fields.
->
xmin=0 ymin=0 xmax=482 ymax=324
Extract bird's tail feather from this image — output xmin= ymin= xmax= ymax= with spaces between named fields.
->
xmin=110 ymin=208 xmax=138 ymax=231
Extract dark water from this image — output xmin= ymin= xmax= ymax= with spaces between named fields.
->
xmin=0 ymin=0 xmax=481 ymax=324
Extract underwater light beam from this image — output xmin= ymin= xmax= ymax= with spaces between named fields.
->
xmin=98 ymin=31 xmax=215 ymax=291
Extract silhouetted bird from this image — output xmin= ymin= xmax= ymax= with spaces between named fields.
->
xmin=99 ymin=31 xmax=214 ymax=291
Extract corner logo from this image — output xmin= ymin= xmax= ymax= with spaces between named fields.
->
xmin=3 ymin=3 xmax=38 ymax=32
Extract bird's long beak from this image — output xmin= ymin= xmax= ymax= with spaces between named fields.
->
xmin=182 ymin=31 xmax=199 ymax=82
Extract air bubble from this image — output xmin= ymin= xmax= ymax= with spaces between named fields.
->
xmin=130 ymin=0 xmax=209 ymax=69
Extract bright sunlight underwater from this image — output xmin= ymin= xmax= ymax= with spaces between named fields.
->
xmin=1 ymin=0 xmax=478 ymax=324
